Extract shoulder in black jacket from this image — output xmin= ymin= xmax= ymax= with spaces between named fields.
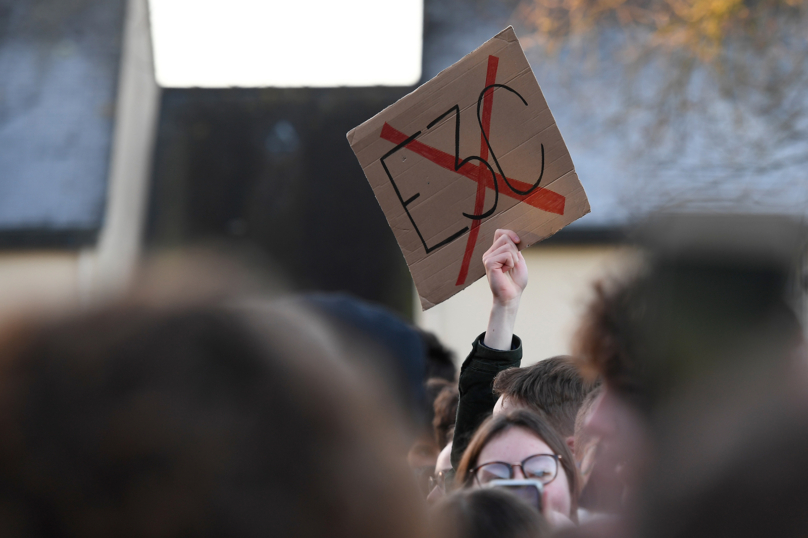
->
xmin=451 ymin=332 xmax=522 ymax=470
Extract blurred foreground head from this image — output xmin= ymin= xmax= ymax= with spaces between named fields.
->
xmin=631 ymin=215 xmax=808 ymax=537
xmin=0 ymin=299 xmax=429 ymax=538
xmin=575 ymin=213 xmax=807 ymax=532
xmin=431 ymin=488 xmax=551 ymax=538
xmin=578 ymin=213 xmax=805 ymax=409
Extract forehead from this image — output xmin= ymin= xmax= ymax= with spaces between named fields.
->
xmin=477 ymin=426 xmax=553 ymax=465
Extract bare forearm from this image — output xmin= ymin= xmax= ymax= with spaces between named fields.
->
xmin=483 ymin=298 xmax=520 ymax=351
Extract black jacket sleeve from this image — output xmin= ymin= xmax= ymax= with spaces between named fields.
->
xmin=451 ymin=332 xmax=522 ymax=471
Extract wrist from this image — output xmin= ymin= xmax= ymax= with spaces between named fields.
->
xmin=492 ymin=295 xmax=521 ymax=313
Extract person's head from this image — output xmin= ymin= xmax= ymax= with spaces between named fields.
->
xmin=573 ymin=278 xmax=641 ymax=402
xmin=432 ymin=383 xmax=459 ymax=449
xmin=418 ymin=328 xmax=456 ymax=383
xmin=301 ymin=293 xmax=436 ymax=438
xmin=409 ymin=378 xmax=454 ymax=489
xmin=492 ymin=356 xmax=600 ymax=446
xmin=0 ymin=301 xmax=429 ymax=538
xmin=426 ymin=441 xmax=454 ymax=504
xmin=572 ymin=385 xmax=625 ymax=514
xmin=637 ymin=403 xmax=808 ymax=538
xmin=456 ymin=409 xmax=578 ymax=520
xmin=572 ymin=276 xmax=650 ymax=497
xmin=431 ymin=488 xmax=551 ymax=538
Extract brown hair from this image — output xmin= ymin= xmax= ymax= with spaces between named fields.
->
xmin=431 ymin=488 xmax=551 ymax=538
xmin=0 ymin=302 xmax=430 ymax=538
xmin=573 ymin=277 xmax=643 ymax=399
xmin=492 ymin=356 xmax=599 ymax=438
xmin=432 ymin=382 xmax=459 ymax=448
xmin=455 ymin=409 xmax=578 ymax=517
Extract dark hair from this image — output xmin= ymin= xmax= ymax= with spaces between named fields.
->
xmin=431 ymin=488 xmax=550 ymax=538
xmin=493 ymin=356 xmax=600 ymax=438
xmin=424 ymin=378 xmax=453 ymax=437
xmin=455 ymin=409 xmax=578 ymax=517
xmin=0 ymin=302 xmax=429 ymax=538
xmin=418 ymin=329 xmax=456 ymax=382
xmin=432 ymin=383 xmax=459 ymax=448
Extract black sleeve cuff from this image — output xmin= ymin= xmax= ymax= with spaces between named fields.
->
xmin=460 ymin=333 xmax=522 ymax=374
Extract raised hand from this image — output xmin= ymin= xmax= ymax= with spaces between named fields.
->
xmin=483 ymin=229 xmax=527 ymax=307
xmin=482 ymin=229 xmax=527 ymax=350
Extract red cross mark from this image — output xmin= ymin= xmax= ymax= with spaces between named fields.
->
xmin=379 ymin=55 xmax=566 ymax=287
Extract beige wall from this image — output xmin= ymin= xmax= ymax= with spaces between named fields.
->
xmin=415 ymin=244 xmax=638 ymax=366
xmin=0 ymin=252 xmax=84 ymax=322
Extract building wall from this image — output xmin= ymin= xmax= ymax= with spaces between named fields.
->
xmin=0 ymin=252 xmax=83 ymax=323
xmin=416 ymin=244 xmax=639 ymax=366
xmin=0 ymin=0 xmax=158 ymax=324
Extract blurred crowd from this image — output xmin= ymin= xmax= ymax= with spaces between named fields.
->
xmin=0 ymin=214 xmax=804 ymax=538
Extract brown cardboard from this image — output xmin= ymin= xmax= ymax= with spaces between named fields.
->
xmin=347 ymin=26 xmax=590 ymax=310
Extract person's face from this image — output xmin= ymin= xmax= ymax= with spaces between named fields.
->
xmin=582 ymin=384 xmax=649 ymax=501
xmin=574 ymin=426 xmax=599 ymax=491
xmin=474 ymin=427 xmax=572 ymax=518
xmin=426 ymin=441 xmax=453 ymax=504
xmin=408 ymin=432 xmax=440 ymax=495
xmin=407 ymin=433 xmax=439 ymax=469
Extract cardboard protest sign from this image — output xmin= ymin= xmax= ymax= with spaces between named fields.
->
xmin=347 ymin=26 xmax=590 ymax=310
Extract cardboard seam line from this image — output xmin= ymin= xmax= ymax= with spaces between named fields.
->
xmin=429 ymin=167 xmax=582 ymax=260
xmin=380 ymin=170 xmax=478 ymax=215
xmin=503 ymin=97 xmax=558 ymax=133
xmin=487 ymin=147 xmax=576 ymax=195
xmin=405 ymin=168 xmax=582 ymax=271
xmin=390 ymin=90 xmax=547 ymax=153
xmin=406 ymin=26 xmax=520 ymax=110
xmin=363 ymin=123 xmax=568 ymax=218
xmin=486 ymin=123 xmax=568 ymax=171
xmin=352 ymin=52 xmax=534 ymax=158
xmin=368 ymin=129 xmax=571 ymax=254
xmin=368 ymin=120 xmax=573 ymax=256
xmin=367 ymin=64 xmax=540 ymax=155
xmin=348 ymin=38 xmax=518 ymax=148
xmin=377 ymin=180 xmax=478 ymax=241
xmin=357 ymin=90 xmax=551 ymax=176
xmin=360 ymin=115 xmax=560 ymax=187
xmin=411 ymin=205 xmax=574 ymax=306
xmin=365 ymin=142 xmax=570 ymax=215
xmin=415 ymin=250 xmax=481 ymax=291
xmin=391 ymin=163 xmax=572 ymax=257
xmin=371 ymin=121 xmax=574 ymax=213
xmin=364 ymin=116 xmax=560 ymax=189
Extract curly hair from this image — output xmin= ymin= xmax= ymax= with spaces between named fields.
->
xmin=572 ymin=276 xmax=644 ymax=400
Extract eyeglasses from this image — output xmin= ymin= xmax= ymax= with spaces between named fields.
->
xmin=429 ymin=469 xmax=456 ymax=493
xmin=471 ymin=454 xmax=561 ymax=486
